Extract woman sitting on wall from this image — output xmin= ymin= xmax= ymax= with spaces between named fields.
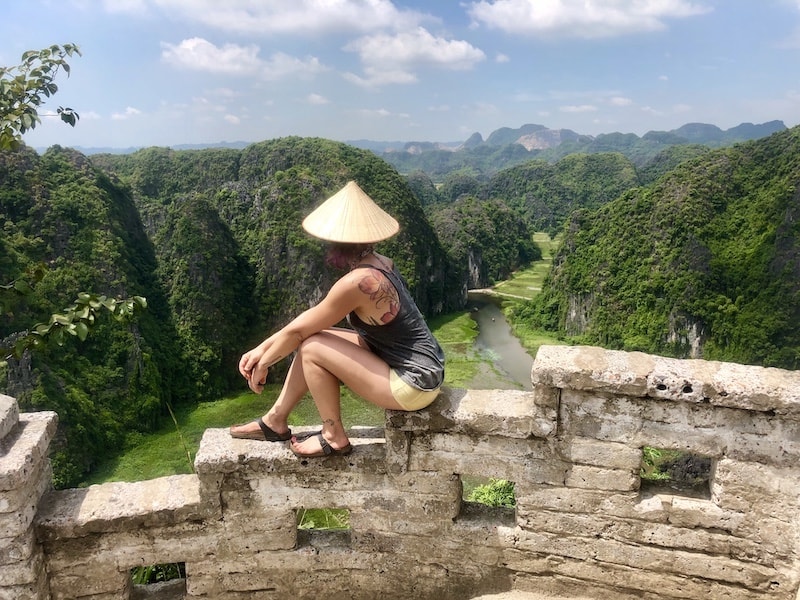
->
xmin=230 ymin=180 xmax=445 ymax=458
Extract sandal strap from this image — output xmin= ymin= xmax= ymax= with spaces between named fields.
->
xmin=317 ymin=434 xmax=333 ymax=456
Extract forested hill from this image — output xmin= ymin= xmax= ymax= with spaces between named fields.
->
xmin=1 ymin=137 xmax=536 ymax=487
xmin=515 ymin=125 xmax=800 ymax=370
xmin=374 ymin=120 xmax=786 ymax=179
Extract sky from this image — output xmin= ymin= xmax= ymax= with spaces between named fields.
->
xmin=4 ymin=0 xmax=800 ymax=150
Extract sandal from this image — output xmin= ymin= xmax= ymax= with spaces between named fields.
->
xmin=291 ymin=433 xmax=352 ymax=458
xmin=230 ymin=417 xmax=292 ymax=441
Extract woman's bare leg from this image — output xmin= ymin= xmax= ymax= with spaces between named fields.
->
xmin=290 ymin=330 xmax=403 ymax=456
xmin=230 ymin=328 xmax=373 ymax=437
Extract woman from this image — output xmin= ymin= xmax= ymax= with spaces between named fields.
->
xmin=230 ymin=180 xmax=445 ymax=458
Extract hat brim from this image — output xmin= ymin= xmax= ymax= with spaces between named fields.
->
xmin=302 ymin=181 xmax=400 ymax=243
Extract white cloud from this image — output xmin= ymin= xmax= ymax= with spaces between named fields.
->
xmin=111 ymin=107 xmax=142 ymax=120
xmin=307 ymin=93 xmax=329 ymax=105
xmin=609 ymin=96 xmax=632 ymax=106
xmin=161 ymin=38 xmax=326 ymax=80
xmin=347 ymin=27 xmax=485 ymax=71
xmin=343 ymin=69 xmax=418 ymax=88
xmin=641 ymin=106 xmax=664 ymax=116
xmin=467 ymin=0 xmax=713 ymax=38
xmin=224 ymin=114 xmax=241 ymax=124
xmin=344 ymin=27 xmax=485 ymax=87
xmin=356 ymin=108 xmax=392 ymax=118
xmin=161 ymin=38 xmax=263 ymax=74
xmin=495 ymin=52 xmax=510 ymax=63
xmin=148 ymin=0 xmax=430 ymax=34
xmin=560 ymin=104 xmax=598 ymax=113
xmin=260 ymin=52 xmax=327 ymax=80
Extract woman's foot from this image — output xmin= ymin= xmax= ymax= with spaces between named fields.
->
xmin=229 ymin=415 xmax=291 ymax=441
xmin=290 ymin=433 xmax=352 ymax=457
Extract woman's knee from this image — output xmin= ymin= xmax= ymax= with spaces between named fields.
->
xmin=297 ymin=332 xmax=335 ymax=363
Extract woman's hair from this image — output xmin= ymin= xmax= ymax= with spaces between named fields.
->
xmin=325 ymin=243 xmax=374 ymax=270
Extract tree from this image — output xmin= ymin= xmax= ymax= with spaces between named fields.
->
xmin=0 ymin=44 xmax=146 ymax=366
xmin=0 ymin=43 xmax=81 ymax=150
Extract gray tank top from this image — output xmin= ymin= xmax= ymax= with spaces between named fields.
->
xmin=347 ymin=265 xmax=445 ymax=391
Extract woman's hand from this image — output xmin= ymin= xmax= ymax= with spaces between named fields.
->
xmin=239 ymin=348 xmax=268 ymax=394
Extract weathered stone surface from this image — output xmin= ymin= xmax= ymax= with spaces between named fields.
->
xmin=4 ymin=345 xmax=800 ymax=600
xmin=0 ymin=529 xmax=36 ymax=566
xmin=564 ymin=464 xmax=639 ymax=492
xmin=387 ymin=387 xmax=555 ymax=439
xmin=0 ymin=395 xmax=19 ymax=444
xmin=533 ymin=344 xmax=800 ymax=416
xmin=35 ymin=474 xmax=207 ymax=540
xmin=557 ymin=438 xmax=641 ymax=470
xmin=0 ymin=459 xmax=51 ymax=515
xmin=195 ymin=426 xmax=387 ymax=477
xmin=0 ymin=550 xmax=42 ymax=587
xmin=47 ymin=569 xmax=129 ymax=600
xmin=0 ymin=412 xmax=57 ymax=492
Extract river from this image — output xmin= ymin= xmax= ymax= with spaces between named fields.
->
xmin=466 ymin=291 xmax=535 ymax=391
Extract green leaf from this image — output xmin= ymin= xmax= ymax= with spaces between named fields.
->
xmin=75 ymin=322 xmax=89 ymax=341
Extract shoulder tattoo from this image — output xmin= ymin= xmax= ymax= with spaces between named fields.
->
xmin=357 ymin=271 xmax=399 ymax=324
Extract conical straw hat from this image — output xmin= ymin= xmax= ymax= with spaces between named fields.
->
xmin=302 ymin=181 xmax=400 ymax=243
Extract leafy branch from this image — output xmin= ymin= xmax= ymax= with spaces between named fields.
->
xmin=1 ymin=270 xmax=146 ymax=366
xmin=0 ymin=43 xmax=81 ymax=150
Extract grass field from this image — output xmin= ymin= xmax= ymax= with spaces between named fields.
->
xmin=493 ymin=232 xmax=559 ymax=301
xmin=83 ymin=233 xmax=562 ymax=486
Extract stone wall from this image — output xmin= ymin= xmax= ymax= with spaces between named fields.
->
xmin=1 ymin=345 xmax=799 ymax=599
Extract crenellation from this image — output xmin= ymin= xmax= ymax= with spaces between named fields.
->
xmin=0 ymin=412 xmax=57 ymax=492
xmin=0 ymin=345 xmax=797 ymax=598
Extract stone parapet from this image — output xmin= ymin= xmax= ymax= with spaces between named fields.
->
xmin=0 ymin=345 xmax=796 ymax=599
xmin=0 ymin=398 xmax=57 ymax=600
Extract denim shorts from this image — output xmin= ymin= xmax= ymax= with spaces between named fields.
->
xmin=389 ymin=369 xmax=440 ymax=411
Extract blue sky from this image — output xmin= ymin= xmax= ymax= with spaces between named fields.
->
xmin=4 ymin=0 xmax=800 ymax=149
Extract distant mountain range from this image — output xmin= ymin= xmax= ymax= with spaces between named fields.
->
xmin=347 ymin=120 xmax=788 ymax=155
xmin=58 ymin=120 xmax=787 ymax=158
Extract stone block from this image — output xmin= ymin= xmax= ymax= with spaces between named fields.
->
xmin=47 ymin=569 xmax=129 ymax=600
xmin=35 ymin=474 xmax=208 ymax=540
xmin=218 ymin=512 xmax=297 ymax=553
xmin=666 ymin=495 xmax=747 ymax=532
xmin=564 ymin=464 xmax=639 ymax=492
xmin=0 ymin=395 xmax=19 ymax=444
xmin=511 ymin=561 xmax=763 ymax=600
xmin=0 ymin=549 xmax=42 ymax=586
xmin=408 ymin=431 xmax=569 ymax=487
xmin=0 ymin=412 xmax=57 ymax=492
xmin=533 ymin=344 xmax=800 ymax=418
xmin=195 ymin=427 xmax=388 ymax=480
xmin=0 ymin=529 xmax=37 ymax=566
xmin=0 ymin=574 xmax=49 ymax=600
xmin=532 ymin=345 xmax=655 ymax=397
xmin=711 ymin=458 xmax=800 ymax=519
xmin=515 ymin=486 xmax=653 ymax=522
xmin=558 ymin=437 xmax=642 ymax=470
xmin=0 ymin=459 xmax=51 ymax=515
xmin=387 ymin=387 xmax=554 ymax=439
xmin=0 ymin=490 xmax=38 ymax=538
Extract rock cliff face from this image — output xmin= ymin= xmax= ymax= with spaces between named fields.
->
xmin=516 ymin=128 xmax=584 ymax=150
xmin=530 ymin=125 xmax=800 ymax=368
